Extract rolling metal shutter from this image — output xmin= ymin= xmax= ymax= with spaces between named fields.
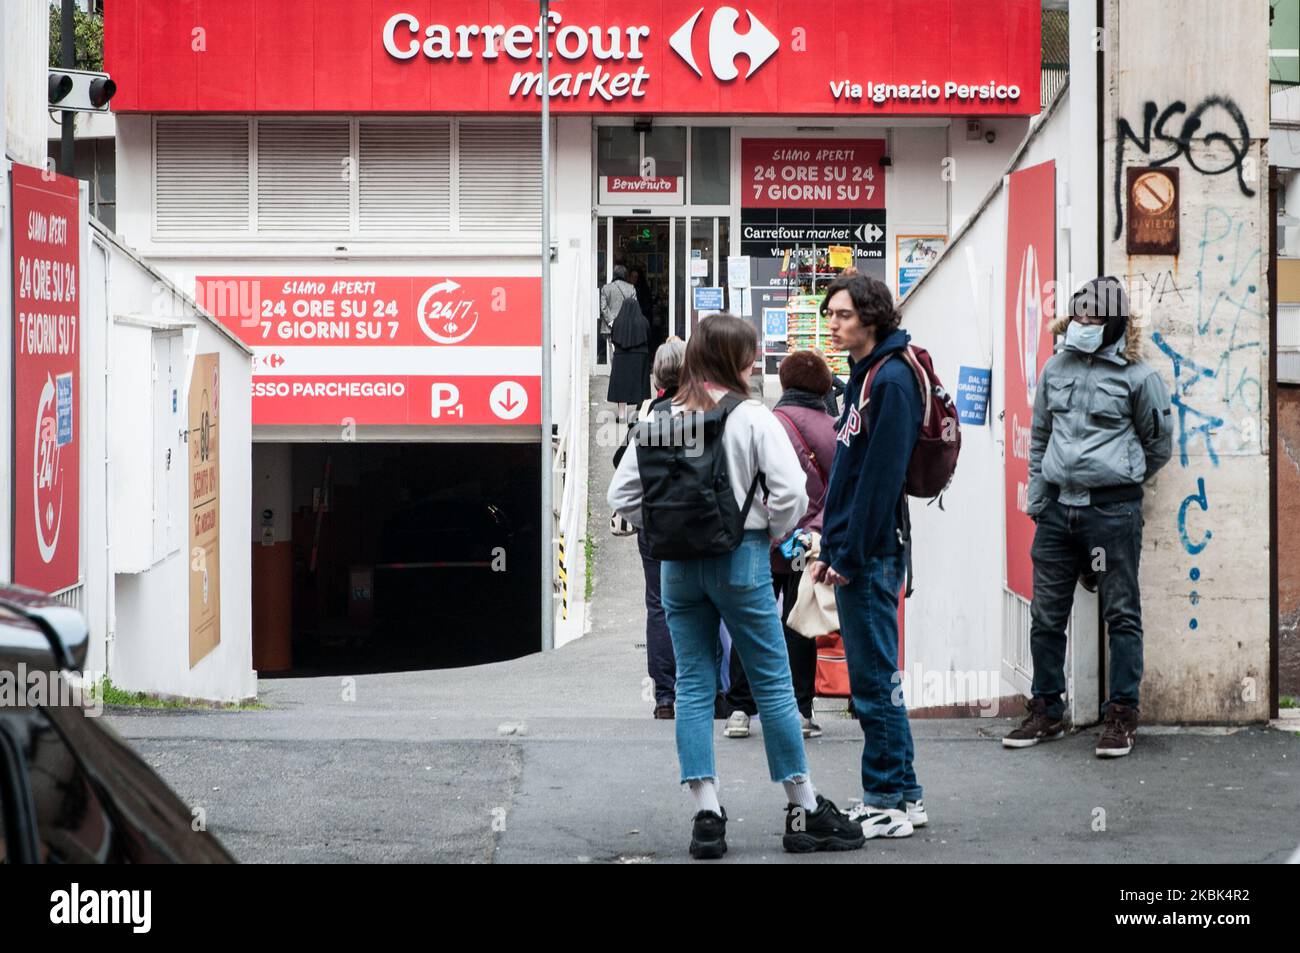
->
xmin=256 ymin=119 xmax=351 ymax=233
xmin=154 ymin=118 xmax=250 ymax=234
xmin=358 ymin=120 xmax=452 ymax=234
xmin=457 ymin=121 xmax=541 ymax=233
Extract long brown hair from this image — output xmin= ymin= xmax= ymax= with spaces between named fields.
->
xmin=676 ymin=313 xmax=757 ymax=411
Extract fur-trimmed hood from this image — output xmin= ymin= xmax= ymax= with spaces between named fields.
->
xmin=1048 ymin=314 xmax=1144 ymax=364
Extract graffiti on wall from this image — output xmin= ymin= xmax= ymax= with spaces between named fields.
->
xmin=1150 ymin=206 xmax=1263 ymax=632
xmin=1113 ymin=97 xmax=1255 ymax=241
xmin=1114 ymin=90 xmax=1261 ymax=636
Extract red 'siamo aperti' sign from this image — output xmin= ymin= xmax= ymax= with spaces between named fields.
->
xmin=196 ymin=276 xmax=541 ymax=426
xmin=106 ymin=0 xmax=1040 ymax=116
xmin=11 ymin=163 xmax=81 ymax=592
xmin=741 ymin=138 xmax=886 ymax=209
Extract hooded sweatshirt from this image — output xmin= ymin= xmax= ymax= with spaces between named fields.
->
xmin=820 ymin=328 xmax=922 ymax=582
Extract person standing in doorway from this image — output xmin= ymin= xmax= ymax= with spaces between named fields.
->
xmin=600 ymin=264 xmax=636 ymax=373
xmin=1004 ymin=277 xmax=1171 ymax=758
xmin=608 ymin=314 xmax=864 ymax=859
xmin=606 ymin=272 xmax=652 ymax=422
xmin=809 ymin=273 xmax=924 ymax=840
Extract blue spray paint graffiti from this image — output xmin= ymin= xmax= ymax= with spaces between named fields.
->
xmin=1153 ymin=208 xmax=1263 ymax=633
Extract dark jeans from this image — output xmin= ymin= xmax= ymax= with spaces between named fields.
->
xmin=638 ymin=530 xmax=675 ymax=705
xmin=725 ymin=572 xmax=816 ymax=719
xmin=836 ymin=552 xmax=921 ymax=808
xmin=1029 ymin=498 xmax=1145 ymax=720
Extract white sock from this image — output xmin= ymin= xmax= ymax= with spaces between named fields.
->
xmin=687 ymin=779 xmax=721 ymax=815
xmin=783 ymin=776 xmax=819 ymax=812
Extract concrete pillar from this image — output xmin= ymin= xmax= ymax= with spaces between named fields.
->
xmin=1103 ymin=0 xmax=1272 ymax=721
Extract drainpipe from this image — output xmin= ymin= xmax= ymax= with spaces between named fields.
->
xmin=100 ymin=238 xmax=115 ymax=678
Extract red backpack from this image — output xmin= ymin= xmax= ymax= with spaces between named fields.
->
xmin=858 ymin=345 xmax=961 ymax=596
xmin=859 ymin=344 xmax=961 ymax=499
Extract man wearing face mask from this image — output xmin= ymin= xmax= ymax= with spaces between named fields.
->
xmin=1004 ymin=276 xmax=1172 ymax=758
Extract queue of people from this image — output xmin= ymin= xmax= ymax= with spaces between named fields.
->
xmin=606 ymin=270 xmax=1171 ymax=859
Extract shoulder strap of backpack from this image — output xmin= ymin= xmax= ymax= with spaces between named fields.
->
xmin=857 ymin=347 xmax=931 ymax=424
xmin=716 ymin=393 xmax=768 ymax=520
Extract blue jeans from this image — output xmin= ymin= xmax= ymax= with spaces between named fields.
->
xmin=836 ymin=552 xmax=922 ymax=809
xmin=637 ymin=530 xmax=676 ymax=706
xmin=1029 ymin=498 xmax=1145 ymax=720
xmin=660 ymin=531 xmax=809 ymax=784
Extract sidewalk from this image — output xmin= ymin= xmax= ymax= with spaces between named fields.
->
xmin=103 ymin=377 xmax=1300 ymax=863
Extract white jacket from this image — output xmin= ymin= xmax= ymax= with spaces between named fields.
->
xmin=606 ymin=392 xmax=809 ymax=542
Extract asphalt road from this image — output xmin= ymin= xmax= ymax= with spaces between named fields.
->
xmin=104 ymin=382 xmax=1300 ymax=864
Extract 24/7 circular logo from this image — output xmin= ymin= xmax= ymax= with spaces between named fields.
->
xmin=417 ymin=279 xmax=479 ymax=344
xmin=33 ymin=373 xmax=66 ymax=563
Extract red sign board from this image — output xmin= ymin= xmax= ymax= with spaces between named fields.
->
xmin=196 ymin=276 xmax=541 ymax=426
xmin=1003 ymin=160 xmax=1056 ymax=601
xmin=741 ymin=138 xmax=885 ymax=209
xmin=106 ymin=0 xmax=1041 ymax=116
xmin=11 ymin=164 xmax=81 ymax=592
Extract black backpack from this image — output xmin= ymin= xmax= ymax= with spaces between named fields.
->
xmin=634 ymin=394 xmax=764 ymax=561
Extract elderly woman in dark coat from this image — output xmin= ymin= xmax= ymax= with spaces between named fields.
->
xmin=607 ymin=289 xmax=652 ymax=420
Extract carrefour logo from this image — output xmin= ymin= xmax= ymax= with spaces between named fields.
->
xmin=669 ymin=7 xmax=779 ymax=81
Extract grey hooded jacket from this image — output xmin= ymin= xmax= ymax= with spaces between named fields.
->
xmin=1027 ymin=315 xmax=1173 ymax=516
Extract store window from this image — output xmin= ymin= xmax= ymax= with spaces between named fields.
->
xmin=690 ymin=127 xmax=730 ymax=205
xmin=597 ymin=126 xmax=640 ymax=178
xmin=644 ymin=126 xmax=686 ymax=179
xmin=596 ymin=126 xmax=727 ymax=203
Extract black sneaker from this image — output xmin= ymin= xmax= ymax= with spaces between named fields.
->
xmin=1002 ymin=697 xmax=1066 ymax=748
xmin=689 ymin=808 xmax=727 ymax=859
xmin=782 ymin=796 xmax=866 ymax=853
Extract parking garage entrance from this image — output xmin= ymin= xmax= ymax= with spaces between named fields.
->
xmin=251 ymin=441 xmax=541 ymax=676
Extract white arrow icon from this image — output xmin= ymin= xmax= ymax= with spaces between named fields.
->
xmin=856 ymin=223 xmax=884 ymax=244
xmin=490 ymin=381 xmax=528 ymax=421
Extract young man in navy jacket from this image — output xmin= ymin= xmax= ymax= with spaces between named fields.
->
xmin=810 ymin=272 xmax=924 ymax=839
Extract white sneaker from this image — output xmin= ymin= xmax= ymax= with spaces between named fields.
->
xmin=847 ymin=802 xmax=914 ymax=839
xmin=801 ymin=717 xmax=823 ymax=738
xmin=723 ymin=711 xmax=750 ymax=738
xmin=906 ymin=799 xmax=928 ymax=828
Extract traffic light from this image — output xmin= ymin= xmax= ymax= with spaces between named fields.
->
xmin=48 ymin=72 xmax=73 ymax=104
xmin=47 ymin=68 xmax=117 ymax=112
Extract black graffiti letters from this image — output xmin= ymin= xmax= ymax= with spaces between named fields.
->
xmin=1113 ymin=96 xmax=1254 ymax=240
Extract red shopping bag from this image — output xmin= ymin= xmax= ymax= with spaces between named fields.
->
xmin=814 ymin=632 xmax=851 ymax=698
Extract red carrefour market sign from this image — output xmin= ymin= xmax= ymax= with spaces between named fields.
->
xmin=11 ymin=164 xmax=81 ymax=592
xmin=107 ymin=0 xmax=1040 ymax=115
xmin=196 ymin=276 xmax=541 ymax=426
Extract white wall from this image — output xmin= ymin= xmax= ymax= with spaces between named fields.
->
xmin=895 ymin=100 xmax=1077 ymax=708
xmin=948 ymin=117 xmax=1032 ymax=234
xmin=92 ymin=228 xmax=256 ymax=702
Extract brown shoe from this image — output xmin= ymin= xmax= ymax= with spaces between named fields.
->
xmin=1096 ymin=703 xmax=1138 ymax=757
xmin=653 ymin=704 xmax=675 ymax=720
xmin=1002 ymin=698 xmax=1066 ymax=748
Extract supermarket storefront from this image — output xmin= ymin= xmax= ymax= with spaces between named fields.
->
xmin=105 ymin=0 xmax=1042 ymax=666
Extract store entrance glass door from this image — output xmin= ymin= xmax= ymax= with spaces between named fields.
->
xmin=596 ymin=217 xmax=671 ymax=371
xmin=595 ymin=214 xmax=731 ymax=372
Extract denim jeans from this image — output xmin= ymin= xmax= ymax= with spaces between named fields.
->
xmin=726 ymin=572 xmax=817 ymax=719
xmin=1029 ymin=498 xmax=1145 ymax=720
xmin=660 ymin=531 xmax=809 ymax=784
xmin=637 ymin=530 xmax=676 ymax=706
xmin=835 ymin=552 xmax=922 ymax=809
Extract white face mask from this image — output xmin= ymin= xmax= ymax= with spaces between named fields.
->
xmin=1065 ymin=321 xmax=1104 ymax=353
